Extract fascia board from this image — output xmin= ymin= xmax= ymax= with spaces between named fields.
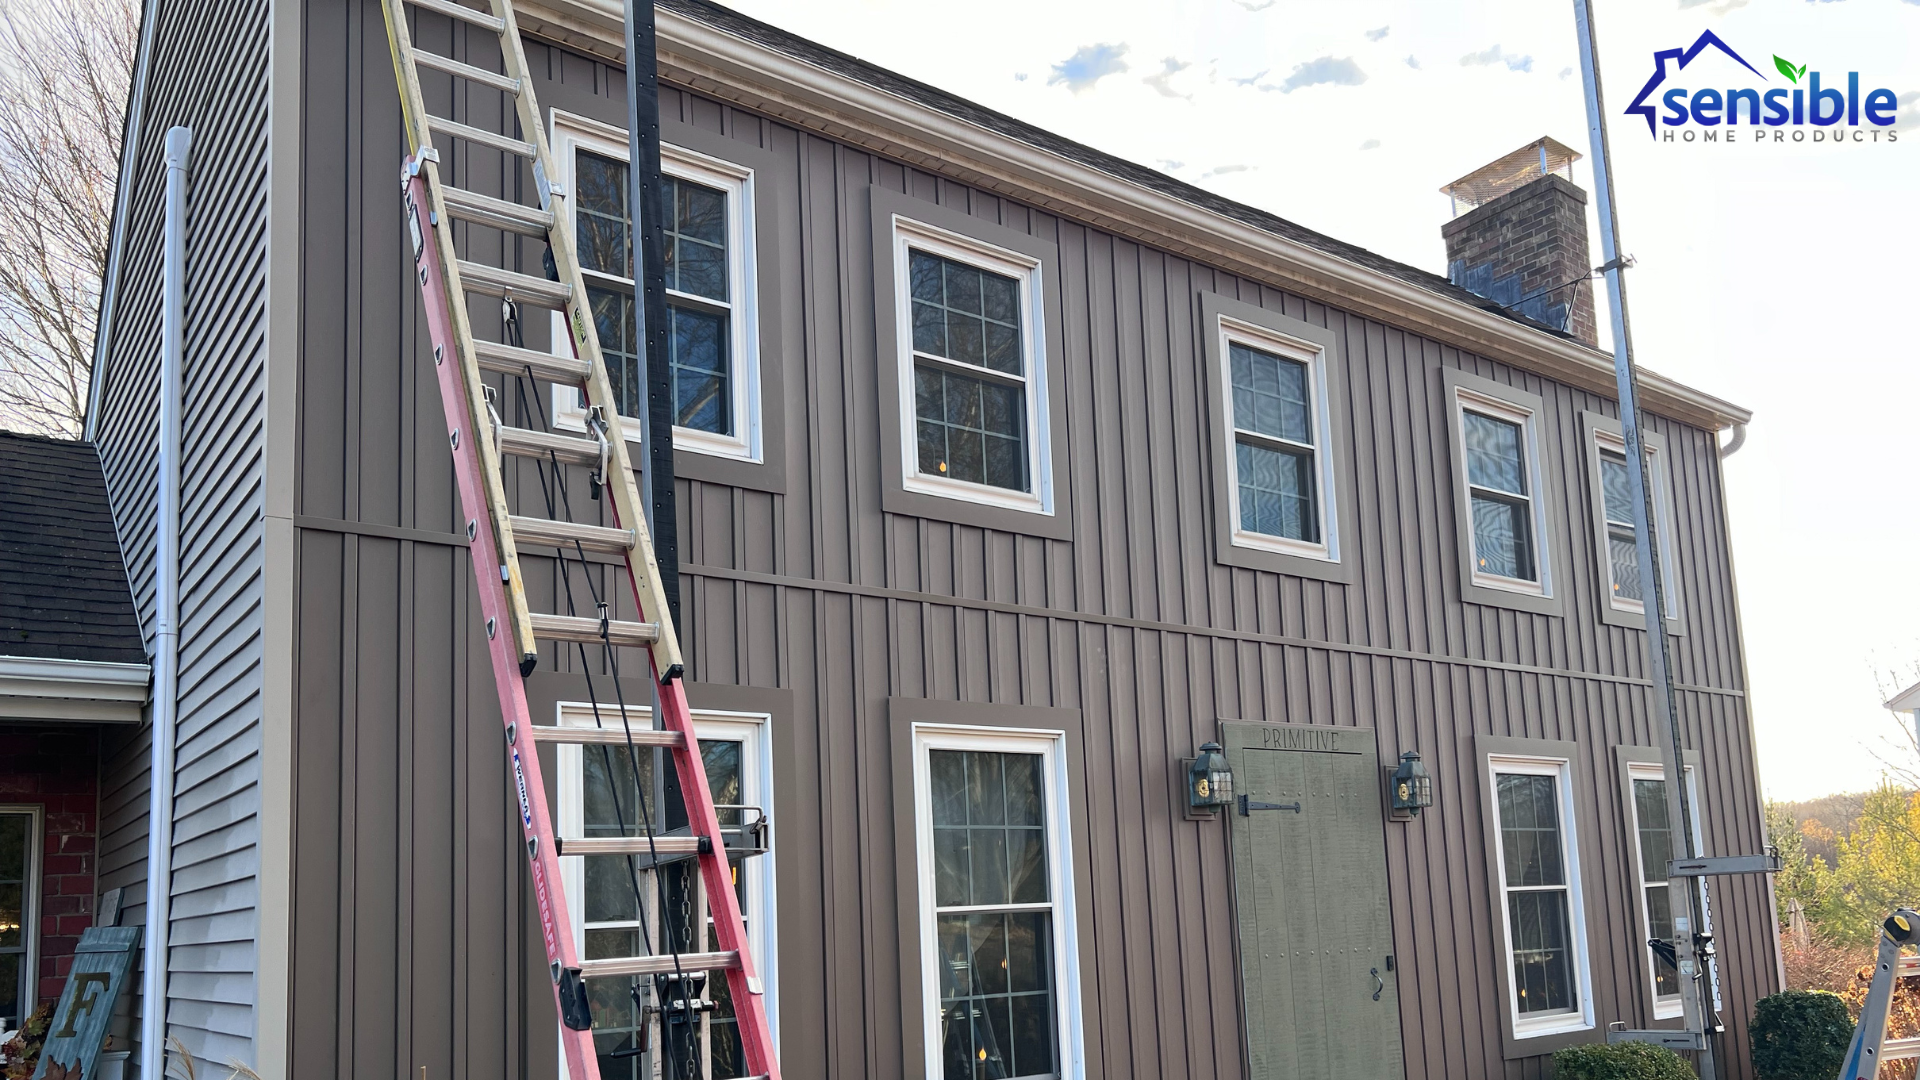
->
xmin=517 ymin=1 xmax=1751 ymax=430
xmin=0 ymin=655 xmax=153 ymax=704
xmin=1886 ymin=680 xmax=1920 ymax=713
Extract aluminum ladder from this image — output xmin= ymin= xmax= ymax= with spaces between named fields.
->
xmin=1837 ymin=909 xmax=1919 ymax=1080
xmin=377 ymin=2 xmax=779 ymax=1077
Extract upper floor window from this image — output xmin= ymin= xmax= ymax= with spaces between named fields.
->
xmin=1592 ymin=428 xmax=1679 ymax=621
xmin=890 ymin=217 xmax=1053 ymax=516
xmin=1444 ymin=372 xmax=1562 ymax=615
xmin=555 ymin=116 xmax=762 ymax=462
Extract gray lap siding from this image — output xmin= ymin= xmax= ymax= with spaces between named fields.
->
xmin=282 ymin=4 xmax=1769 ymax=1079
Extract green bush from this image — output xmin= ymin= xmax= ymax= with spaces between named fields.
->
xmin=1749 ymin=989 xmax=1854 ymax=1080
xmin=1552 ymin=1040 xmax=1696 ymax=1080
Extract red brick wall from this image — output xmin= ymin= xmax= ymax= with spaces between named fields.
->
xmin=0 ymin=725 xmax=99 ymax=1005
xmin=1440 ymin=174 xmax=1599 ymax=347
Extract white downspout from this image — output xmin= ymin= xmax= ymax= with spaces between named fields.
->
xmin=142 ymin=125 xmax=190 ymax=1080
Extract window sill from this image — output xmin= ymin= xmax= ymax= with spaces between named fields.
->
xmin=1231 ymin=529 xmax=1333 ymax=562
xmin=1513 ymin=1014 xmax=1594 ymax=1040
xmin=1600 ymin=595 xmax=1685 ymax=635
xmin=904 ymin=472 xmax=1051 ymax=516
xmin=1472 ymin=571 xmax=1547 ymax=597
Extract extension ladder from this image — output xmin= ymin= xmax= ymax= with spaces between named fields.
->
xmin=1837 ymin=909 xmax=1919 ymax=1080
xmin=377 ymin=2 xmax=780 ymax=1077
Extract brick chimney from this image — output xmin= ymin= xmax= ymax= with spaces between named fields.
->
xmin=1440 ymin=138 xmax=1597 ymax=347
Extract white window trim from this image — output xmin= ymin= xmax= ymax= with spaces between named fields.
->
xmin=1486 ymin=755 xmax=1595 ymax=1040
xmin=1215 ymin=316 xmax=1341 ymax=562
xmin=1593 ymin=430 xmax=1679 ymax=620
xmin=1626 ymin=763 xmax=1720 ymax=1019
xmin=548 ymin=110 xmax=764 ymax=463
xmin=0 ymin=804 xmax=42 ymax=1037
xmin=890 ymin=216 xmax=1055 ymax=517
xmin=552 ymin=702 xmax=779 ymax=1071
xmin=910 ymin=723 xmax=1085 ymax=1079
xmin=1454 ymin=388 xmax=1555 ymax=598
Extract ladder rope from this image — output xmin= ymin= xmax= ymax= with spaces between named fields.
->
xmin=504 ymin=307 xmax=696 ymax=1074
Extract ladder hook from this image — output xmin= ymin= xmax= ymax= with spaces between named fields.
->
xmin=587 ymin=406 xmax=611 ymax=501
xmin=483 ymin=383 xmax=504 ymax=462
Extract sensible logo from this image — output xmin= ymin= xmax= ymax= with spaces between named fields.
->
xmin=1625 ymin=30 xmax=1900 ymax=143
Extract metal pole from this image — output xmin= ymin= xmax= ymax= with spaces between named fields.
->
xmin=624 ymin=0 xmax=678 ymax=627
xmin=1572 ymin=5 xmax=1717 ymax=1077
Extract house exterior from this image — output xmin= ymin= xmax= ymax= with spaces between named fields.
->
xmin=1 ymin=0 xmax=1783 ymax=1077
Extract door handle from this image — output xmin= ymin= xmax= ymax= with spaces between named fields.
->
xmin=1371 ymin=967 xmax=1384 ymax=1002
xmin=1238 ymin=795 xmax=1303 ymax=815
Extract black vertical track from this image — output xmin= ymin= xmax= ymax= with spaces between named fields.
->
xmin=626 ymin=0 xmax=679 ymax=628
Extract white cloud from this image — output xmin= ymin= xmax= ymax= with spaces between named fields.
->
xmin=1014 ymin=72 xmax=1028 ymax=82
xmin=1199 ymin=164 xmax=1251 ymax=179
xmin=1405 ymin=55 xmax=1422 ymax=70
xmin=1144 ymin=57 xmax=1193 ymax=100
xmin=1230 ymin=68 xmax=1269 ymax=87
xmin=1270 ymin=55 xmax=1367 ymax=93
xmin=1359 ymin=138 xmax=1381 ymax=150
xmin=1231 ymin=0 xmax=1275 ymax=9
xmin=1365 ymin=25 xmax=1389 ymax=42
xmin=1048 ymin=43 xmax=1129 ymax=93
xmin=1898 ymin=90 xmax=1920 ymax=131
xmin=1459 ymin=44 xmax=1534 ymax=73
xmin=1559 ymin=66 xmax=1574 ymax=80
xmin=1156 ymin=158 xmax=1185 ymax=172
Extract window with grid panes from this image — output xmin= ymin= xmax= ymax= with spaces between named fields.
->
xmin=577 ymin=737 xmax=754 ymax=1079
xmin=1599 ymin=450 xmax=1642 ymax=605
xmin=909 ymin=250 xmax=1030 ymax=494
xmin=1628 ymin=768 xmax=1718 ymax=1015
xmin=0 ymin=811 xmax=31 ymax=1032
xmin=1463 ymin=408 xmax=1538 ymax=583
xmin=1494 ymin=772 xmax=1580 ymax=1020
xmin=929 ymin=749 xmax=1059 ymax=1080
xmin=1228 ymin=341 xmax=1320 ymax=544
xmin=573 ymin=149 xmax=735 ymax=435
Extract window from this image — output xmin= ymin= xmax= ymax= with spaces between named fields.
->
xmin=1486 ymin=756 xmax=1593 ymax=1039
xmin=554 ymin=705 xmax=774 ymax=1080
xmin=0 ymin=808 xmax=38 ymax=1035
xmin=1589 ymin=424 xmax=1679 ymax=623
xmin=913 ymin=727 xmax=1078 ymax=1079
xmin=891 ymin=217 xmax=1053 ymax=516
xmin=553 ymin=115 xmax=761 ymax=462
xmin=1218 ymin=318 xmax=1340 ymax=559
xmin=1627 ymin=764 xmax=1719 ymax=1018
xmin=1445 ymin=372 xmax=1562 ymax=614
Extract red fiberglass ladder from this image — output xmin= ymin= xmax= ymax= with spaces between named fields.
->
xmin=378 ymin=2 xmax=779 ymax=1077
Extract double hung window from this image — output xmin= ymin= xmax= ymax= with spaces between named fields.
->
xmin=1463 ymin=404 xmax=1539 ymax=586
xmin=891 ymin=218 xmax=1052 ymax=516
xmin=1221 ymin=325 xmax=1334 ymax=557
xmin=1487 ymin=758 xmax=1592 ymax=1037
xmin=0 ymin=809 xmax=35 ymax=1034
xmin=1627 ymin=764 xmax=1718 ymax=1017
xmin=915 ymin=728 xmax=1078 ymax=1079
xmin=557 ymin=116 xmax=761 ymax=461
xmin=1592 ymin=428 xmax=1679 ymax=620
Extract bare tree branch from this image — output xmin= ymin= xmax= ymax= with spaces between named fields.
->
xmin=0 ymin=0 xmax=137 ymax=436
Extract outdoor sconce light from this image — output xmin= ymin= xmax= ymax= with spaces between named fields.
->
xmin=1389 ymin=750 xmax=1433 ymax=817
xmin=1187 ymin=742 xmax=1234 ymax=816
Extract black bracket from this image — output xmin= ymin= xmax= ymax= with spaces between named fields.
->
xmin=557 ymin=966 xmax=593 ymax=1031
xmin=1238 ymin=796 xmax=1303 ymax=816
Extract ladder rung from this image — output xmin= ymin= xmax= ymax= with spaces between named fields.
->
xmin=427 ymin=115 xmax=536 ymax=158
xmin=579 ymin=951 xmax=741 ymax=980
xmin=458 ymin=260 xmax=571 ymax=309
xmin=556 ymin=836 xmax=706 ymax=857
xmin=510 ymin=515 xmax=635 ymax=554
xmin=528 ymin=612 xmax=661 ymax=648
xmin=405 ymin=0 xmax=505 ymax=33
xmin=1901 ymin=953 xmax=1919 ymax=977
xmin=442 ymin=185 xmax=553 ymax=237
xmin=528 ymin=726 xmax=685 ymax=748
xmin=497 ymin=424 xmax=601 ymax=466
xmin=411 ymin=49 xmax=520 ymax=95
xmin=473 ymin=339 xmax=592 ymax=383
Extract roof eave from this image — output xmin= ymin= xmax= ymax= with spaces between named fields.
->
xmin=0 ymin=655 xmax=151 ymax=724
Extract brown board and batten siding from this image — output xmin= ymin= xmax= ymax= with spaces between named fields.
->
xmin=85 ymin=0 xmax=274 ymax=1069
xmin=284 ymin=3 xmax=1771 ymax=1079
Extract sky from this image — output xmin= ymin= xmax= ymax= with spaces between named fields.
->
xmin=722 ymin=0 xmax=1920 ymax=800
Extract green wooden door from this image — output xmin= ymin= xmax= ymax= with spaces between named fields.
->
xmin=1223 ymin=722 xmax=1404 ymax=1080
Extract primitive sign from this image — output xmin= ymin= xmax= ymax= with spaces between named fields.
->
xmin=31 ymin=926 xmax=140 ymax=1080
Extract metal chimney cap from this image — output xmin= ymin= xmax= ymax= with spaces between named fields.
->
xmin=1440 ymin=137 xmax=1583 ymax=217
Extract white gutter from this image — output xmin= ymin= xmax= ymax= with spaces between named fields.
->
xmin=141 ymin=124 xmax=190 ymax=1080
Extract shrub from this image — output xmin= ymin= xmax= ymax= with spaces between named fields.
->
xmin=0 ymin=1000 xmax=54 ymax=1080
xmin=1750 ymin=989 xmax=1855 ymax=1080
xmin=1552 ymin=1040 xmax=1696 ymax=1080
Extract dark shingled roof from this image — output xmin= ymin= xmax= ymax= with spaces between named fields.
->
xmin=0 ymin=430 xmax=147 ymax=664
xmin=661 ymin=0 xmax=1572 ymax=341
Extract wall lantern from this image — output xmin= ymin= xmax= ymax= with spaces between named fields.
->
xmin=1389 ymin=750 xmax=1433 ymax=817
xmin=1187 ymin=742 xmax=1234 ymax=815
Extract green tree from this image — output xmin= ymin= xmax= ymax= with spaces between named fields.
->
xmin=1824 ymin=785 xmax=1920 ymax=945
xmin=1767 ymin=800 xmax=1838 ymax=931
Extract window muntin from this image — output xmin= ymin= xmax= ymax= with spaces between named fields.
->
xmin=556 ymin=707 xmax=773 ymax=1080
xmin=552 ymin=117 xmax=761 ymax=463
xmin=0 ymin=809 xmax=34 ymax=1032
xmin=1487 ymin=759 xmax=1592 ymax=1037
xmin=909 ymin=250 xmax=1030 ymax=495
xmin=1230 ymin=342 xmax=1320 ymax=545
xmin=891 ymin=218 xmax=1052 ymax=516
xmin=914 ymin=728 xmax=1078 ymax=1079
xmin=1627 ymin=765 xmax=1718 ymax=1018
xmin=1464 ymin=409 xmax=1538 ymax=584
